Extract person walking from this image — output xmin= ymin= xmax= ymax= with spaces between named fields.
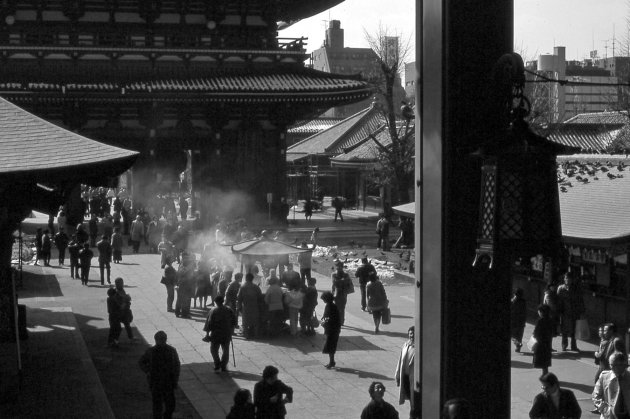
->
xmin=237 ymin=273 xmax=263 ymax=340
xmin=161 ymin=261 xmax=177 ymax=313
xmin=511 ymin=288 xmax=527 ymax=352
xmin=321 ymin=291 xmax=341 ymax=369
xmin=532 ymin=304 xmax=554 ymax=375
xmin=593 ymin=352 xmax=630 ymax=418
xmin=68 ymin=235 xmax=81 ymax=279
xmin=107 ymin=287 xmax=122 ymax=347
xmin=138 ymin=331 xmax=181 ymax=419
xmin=529 ymin=372 xmax=581 ymax=419
xmin=114 ymin=277 xmax=135 ymax=341
xmin=376 ymin=213 xmax=390 ymax=251
xmin=331 ymin=260 xmax=353 ymax=326
xmin=360 ymin=381 xmax=399 ymax=419
xmin=78 ymin=242 xmax=93 ymax=285
xmin=97 ymin=234 xmax=112 ymax=285
xmin=202 ymin=295 xmax=237 ymax=372
xmin=395 ymin=326 xmax=415 ymax=417
xmin=332 ymin=196 xmax=344 ymax=222
xmin=111 ymin=226 xmax=123 ymax=264
xmin=254 ymin=365 xmax=293 ymax=419
xmin=130 ymin=214 xmax=145 ymax=253
xmin=54 ymin=227 xmax=69 ymax=266
xmin=556 ymin=272 xmax=585 ymax=352
xmin=174 ymin=256 xmax=195 ymax=319
xmin=41 ymin=229 xmax=52 ymax=266
xmin=366 ymin=273 xmax=388 ymax=334
xmin=356 ymin=257 xmax=377 ymax=312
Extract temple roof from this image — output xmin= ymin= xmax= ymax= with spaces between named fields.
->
xmin=0 ymin=68 xmax=372 ymax=104
xmin=286 ymin=105 xmax=384 ymax=162
xmin=277 ymin=0 xmax=345 ymax=22
xmin=537 ymin=123 xmax=623 ymax=153
xmin=0 ymin=97 xmax=138 ymax=180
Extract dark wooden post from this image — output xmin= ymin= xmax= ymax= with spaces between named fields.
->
xmin=417 ymin=1 xmax=514 ymax=417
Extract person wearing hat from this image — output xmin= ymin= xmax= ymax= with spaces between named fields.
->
xmin=203 ymin=295 xmax=237 ymax=372
xmin=355 ymin=257 xmax=377 ymax=312
xmin=331 ymin=260 xmax=352 ymax=326
xmin=138 ymin=331 xmax=181 ymax=419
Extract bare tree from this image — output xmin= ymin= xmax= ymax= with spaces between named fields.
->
xmin=364 ymin=24 xmax=415 ymax=205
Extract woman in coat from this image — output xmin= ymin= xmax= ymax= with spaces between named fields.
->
xmin=366 ymin=273 xmax=388 ymax=334
xmin=532 ymin=304 xmax=555 ymax=375
xmin=321 ymin=291 xmax=341 ymax=369
xmin=395 ymin=326 xmax=415 ymax=415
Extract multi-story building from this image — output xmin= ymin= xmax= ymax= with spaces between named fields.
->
xmin=526 ymin=46 xmax=620 ymax=124
xmin=310 ymin=20 xmax=405 ymax=118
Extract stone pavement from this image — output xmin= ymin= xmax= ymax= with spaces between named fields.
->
xmin=3 ymin=209 xmax=609 ymax=418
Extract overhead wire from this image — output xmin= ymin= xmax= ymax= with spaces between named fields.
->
xmin=524 ymin=69 xmax=630 ymax=88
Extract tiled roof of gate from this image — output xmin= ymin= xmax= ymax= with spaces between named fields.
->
xmin=0 ymin=97 xmax=138 ymax=175
xmin=0 ymin=69 xmax=371 ymax=99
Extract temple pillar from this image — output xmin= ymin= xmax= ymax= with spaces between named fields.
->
xmin=417 ymin=1 xmax=513 ymax=418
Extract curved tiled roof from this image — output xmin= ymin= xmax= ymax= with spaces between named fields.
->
xmin=564 ymin=111 xmax=628 ymax=124
xmin=287 ymin=106 xmax=385 ymax=157
xmin=288 ymin=118 xmax=344 ymax=134
xmin=542 ymin=124 xmax=623 ymax=153
xmin=0 ymin=69 xmax=372 ymax=103
xmin=0 ymin=97 xmax=138 ymax=176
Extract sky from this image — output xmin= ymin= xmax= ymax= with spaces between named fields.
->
xmin=279 ymin=0 xmax=629 ymax=64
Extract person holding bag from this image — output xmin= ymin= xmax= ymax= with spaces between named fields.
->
xmin=366 ymin=272 xmax=388 ymax=334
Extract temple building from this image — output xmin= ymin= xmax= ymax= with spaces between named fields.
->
xmin=0 ymin=0 xmax=372 ymax=227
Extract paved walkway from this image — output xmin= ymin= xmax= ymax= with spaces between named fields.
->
xmin=2 ymin=209 xmax=608 ymax=418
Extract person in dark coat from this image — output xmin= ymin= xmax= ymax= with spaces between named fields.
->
xmin=78 ymin=242 xmax=93 ymax=285
xmin=533 ymin=304 xmax=555 ymax=375
xmin=299 ymin=278 xmax=318 ymax=335
xmin=321 ymin=291 xmax=341 ymax=369
xmin=556 ymin=272 xmax=585 ymax=352
xmin=226 ymin=388 xmax=255 ymax=419
xmin=161 ymin=261 xmax=177 ymax=313
xmin=107 ymin=287 xmax=122 ymax=347
xmin=174 ymin=257 xmax=195 ymax=318
xmin=54 ymin=227 xmax=69 ymax=266
xmin=97 ymin=234 xmax=112 ymax=285
xmin=529 ymin=372 xmax=581 ymax=419
xmin=361 ymin=381 xmax=399 ymax=419
xmin=68 ymin=235 xmax=81 ymax=279
xmin=138 ymin=331 xmax=181 ymax=419
xmin=511 ymin=288 xmax=527 ymax=352
xmin=41 ymin=229 xmax=52 ymax=266
xmin=203 ymin=295 xmax=237 ymax=372
xmin=88 ymin=214 xmax=99 ymax=247
xmin=178 ymin=196 xmax=188 ymax=221
xmin=254 ymin=365 xmax=293 ymax=419
xmin=355 ymin=257 xmax=377 ymax=312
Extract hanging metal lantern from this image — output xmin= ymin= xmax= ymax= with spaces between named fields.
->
xmin=472 ymin=53 xmax=570 ymax=271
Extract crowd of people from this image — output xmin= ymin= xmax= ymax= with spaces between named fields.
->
xmin=509 ymin=270 xmax=630 ymax=419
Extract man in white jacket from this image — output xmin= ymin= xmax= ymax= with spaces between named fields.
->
xmin=593 ymin=351 xmax=630 ymax=418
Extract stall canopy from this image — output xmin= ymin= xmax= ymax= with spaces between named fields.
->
xmin=231 ymin=237 xmax=311 ymax=257
xmin=392 ymin=202 xmax=415 ymax=218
